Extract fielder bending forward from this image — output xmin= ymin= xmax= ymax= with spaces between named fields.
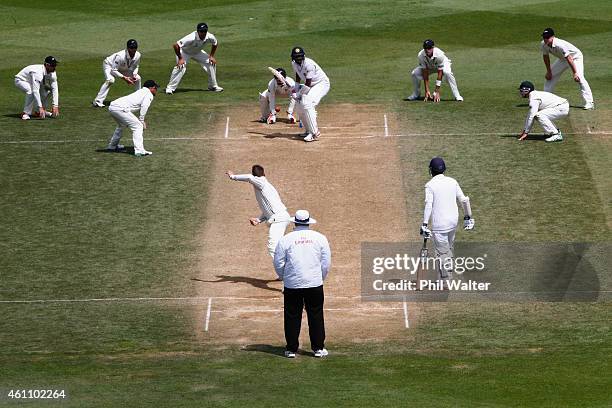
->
xmin=259 ymin=67 xmax=296 ymax=124
xmin=93 ymin=39 xmax=141 ymax=107
xmin=14 ymin=56 xmax=60 ymax=120
xmin=291 ymin=46 xmax=330 ymax=142
xmin=518 ymin=81 xmax=569 ymax=142
xmin=226 ymin=165 xmax=290 ymax=258
xmin=420 ymin=157 xmax=474 ymax=282
xmin=106 ymin=80 xmax=159 ymax=156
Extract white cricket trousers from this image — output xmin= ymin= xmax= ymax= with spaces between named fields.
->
xmin=410 ymin=64 xmax=462 ymax=100
xmin=94 ymin=62 xmax=141 ymax=105
xmin=535 ymin=102 xmax=569 ymax=134
xmin=296 ymin=80 xmax=330 ymax=135
xmin=14 ymin=78 xmax=51 ymax=114
xmin=267 ymin=211 xmax=291 ymax=258
xmin=432 ymin=230 xmax=456 ymax=280
xmin=544 ymin=57 xmax=593 ymax=105
xmin=259 ymin=89 xmax=296 ymax=119
xmin=166 ymin=52 xmax=219 ymax=92
xmin=108 ymin=107 xmax=147 ymax=154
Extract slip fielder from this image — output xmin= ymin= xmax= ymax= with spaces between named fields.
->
xmin=259 ymin=67 xmax=296 ymax=124
xmin=14 ymin=56 xmax=60 ymax=120
xmin=93 ymin=39 xmax=141 ymax=108
xmin=226 ymin=165 xmax=291 ymax=258
xmin=518 ymin=81 xmax=568 ymax=142
xmin=420 ymin=157 xmax=474 ymax=281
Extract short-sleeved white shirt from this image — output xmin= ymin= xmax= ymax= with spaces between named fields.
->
xmin=541 ymin=38 xmax=582 ymax=60
xmin=418 ymin=47 xmax=448 ymax=71
xmin=104 ymin=49 xmax=141 ymax=75
xmin=292 ymin=57 xmax=329 ymax=86
xmin=177 ymin=31 xmax=217 ymax=55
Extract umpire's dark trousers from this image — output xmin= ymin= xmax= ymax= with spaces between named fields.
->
xmin=283 ymin=285 xmax=325 ymax=352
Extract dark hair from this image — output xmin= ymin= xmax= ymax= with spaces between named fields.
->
xmin=252 ymin=165 xmax=265 ymax=177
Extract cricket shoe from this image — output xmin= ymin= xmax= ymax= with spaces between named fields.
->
xmin=106 ymin=144 xmax=125 ymax=151
xmin=21 ymin=112 xmax=31 ymax=120
xmin=284 ymin=350 xmax=296 ymax=359
xmin=456 ymin=96 xmax=464 ymax=102
xmin=134 ymin=150 xmax=153 ymax=157
xmin=287 ymin=114 xmax=296 ymax=124
xmin=583 ymin=102 xmax=595 ymax=110
xmin=313 ymin=349 xmax=329 ymax=358
xmin=92 ymin=101 xmax=105 ymax=108
xmin=299 ymin=131 xmax=309 ymax=138
xmin=165 ymin=89 xmax=174 ymax=95
xmin=545 ymin=132 xmax=563 ymax=143
xmin=404 ymin=94 xmax=420 ymax=101
xmin=304 ymin=132 xmax=320 ymax=142
xmin=208 ymin=86 xmax=224 ymax=92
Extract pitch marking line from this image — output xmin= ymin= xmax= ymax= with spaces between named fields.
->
xmin=211 ymin=307 xmax=404 ymax=314
xmin=384 ymin=114 xmax=389 ymax=137
xmin=224 ymin=116 xmax=230 ymax=139
xmin=204 ymin=298 xmax=213 ymax=332
xmin=403 ymin=296 xmax=410 ymax=329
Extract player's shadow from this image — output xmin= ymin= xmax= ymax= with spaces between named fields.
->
xmin=498 ymin=133 xmax=550 ymax=141
xmin=242 ymin=344 xmax=307 ymax=357
xmin=248 ymin=131 xmax=303 ymax=141
xmin=3 ymin=113 xmax=24 ymax=119
xmin=515 ymin=103 xmax=530 ymax=107
xmin=172 ymin=88 xmax=208 ymax=93
xmin=94 ymin=146 xmax=135 ymax=154
xmin=191 ymin=275 xmax=282 ymax=293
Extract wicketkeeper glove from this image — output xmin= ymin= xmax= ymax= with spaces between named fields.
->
xmin=420 ymin=223 xmax=431 ymax=239
xmin=267 ymin=113 xmax=276 ymax=124
xmin=463 ymin=216 xmax=475 ymax=230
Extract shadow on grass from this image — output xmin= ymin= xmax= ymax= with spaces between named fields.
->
xmin=499 ymin=133 xmax=552 ymax=142
xmin=241 ymin=344 xmax=287 ymax=357
xmin=94 ymin=146 xmax=136 ymax=154
xmin=170 ymin=88 xmax=208 ymax=93
xmin=3 ymin=113 xmax=23 ymax=119
xmin=247 ymin=131 xmax=303 ymax=140
xmin=191 ymin=275 xmax=283 ymax=293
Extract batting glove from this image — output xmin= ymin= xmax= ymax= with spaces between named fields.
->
xmin=267 ymin=113 xmax=276 ymax=124
xmin=463 ymin=216 xmax=475 ymax=230
xmin=420 ymin=224 xmax=431 ymax=239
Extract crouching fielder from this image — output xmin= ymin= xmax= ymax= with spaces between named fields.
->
xmin=226 ymin=165 xmax=291 ymax=258
xmin=259 ymin=67 xmax=296 ymax=124
xmin=106 ymin=80 xmax=159 ymax=156
xmin=291 ymin=46 xmax=330 ymax=142
xmin=518 ymin=81 xmax=569 ymax=143
xmin=14 ymin=56 xmax=60 ymax=120
xmin=420 ymin=157 xmax=474 ymax=281
xmin=93 ymin=39 xmax=141 ymax=107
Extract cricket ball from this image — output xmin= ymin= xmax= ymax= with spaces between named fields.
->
xmin=275 ymin=106 xmax=280 ymax=113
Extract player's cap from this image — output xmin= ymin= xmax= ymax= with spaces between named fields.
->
xmin=429 ymin=157 xmax=446 ymax=174
xmin=143 ymin=80 xmax=159 ymax=89
xmin=291 ymin=209 xmax=317 ymax=225
xmin=127 ymin=39 xmax=138 ymax=49
xmin=275 ymin=67 xmax=287 ymax=78
xmin=197 ymin=22 xmax=208 ymax=32
xmin=518 ymin=81 xmax=535 ymax=92
xmin=423 ymin=39 xmax=435 ymax=49
xmin=542 ymin=28 xmax=555 ymax=39
xmin=44 ymin=56 xmax=59 ymax=66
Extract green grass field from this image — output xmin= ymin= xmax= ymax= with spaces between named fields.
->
xmin=1 ymin=0 xmax=611 ymax=406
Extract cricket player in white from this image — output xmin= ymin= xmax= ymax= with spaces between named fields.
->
xmin=421 ymin=157 xmax=474 ymax=281
xmin=518 ymin=81 xmax=569 ymax=143
xmin=226 ymin=165 xmax=291 ymax=258
xmin=406 ymin=39 xmax=463 ymax=102
xmin=166 ymin=22 xmax=223 ymax=94
xmin=290 ymin=47 xmax=330 ymax=142
xmin=106 ymin=80 xmax=159 ymax=156
xmin=259 ymin=67 xmax=296 ymax=124
xmin=93 ymin=39 xmax=141 ymax=107
xmin=14 ymin=56 xmax=60 ymax=120
xmin=541 ymin=28 xmax=594 ymax=110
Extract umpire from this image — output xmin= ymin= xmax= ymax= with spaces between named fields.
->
xmin=273 ymin=210 xmax=331 ymax=358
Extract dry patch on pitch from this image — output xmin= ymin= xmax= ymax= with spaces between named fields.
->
xmin=191 ymin=104 xmax=420 ymax=345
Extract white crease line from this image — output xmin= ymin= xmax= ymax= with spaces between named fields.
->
xmin=403 ymin=296 xmax=410 ymax=329
xmin=224 ymin=116 xmax=230 ymax=139
xmin=212 ymin=307 xmax=404 ymax=313
xmin=383 ymin=114 xmax=389 ymax=137
xmin=204 ymin=298 xmax=212 ymax=332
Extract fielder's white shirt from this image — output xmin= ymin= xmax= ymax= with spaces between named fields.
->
xmin=292 ymin=57 xmax=329 ymax=86
xmin=524 ymin=90 xmax=569 ymax=133
xmin=423 ymin=174 xmax=469 ymax=232
xmin=104 ymin=49 xmax=141 ymax=77
xmin=109 ymin=88 xmax=155 ymax=121
xmin=274 ymin=226 xmax=331 ymax=289
xmin=266 ymin=76 xmax=295 ymax=111
xmin=541 ymin=38 xmax=583 ymax=60
xmin=177 ymin=31 xmax=217 ymax=55
xmin=418 ymin=47 xmax=449 ymax=71
xmin=15 ymin=64 xmax=59 ymax=107
xmin=230 ymin=175 xmax=287 ymax=222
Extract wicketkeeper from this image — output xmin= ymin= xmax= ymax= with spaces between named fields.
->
xmin=259 ymin=67 xmax=296 ymax=124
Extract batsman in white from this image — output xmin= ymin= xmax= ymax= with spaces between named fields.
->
xmin=406 ymin=39 xmax=463 ymax=102
xmin=165 ymin=22 xmax=223 ymax=94
xmin=541 ymin=28 xmax=594 ymax=110
xmin=420 ymin=157 xmax=474 ymax=282
xmin=106 ymin=80 xmax=159 ymax=156
xmin=518 ymin=81 xmax=568 ymax=143
xmin=14 ymin=56 xmax=60 ymax=120
xmin=226 ymin=165 xmax=291 ymax=259
xmin=93 ymin=39 xmax=141 ymax=108
xmin=259 ymin=67 xmax=296 ymax=124
xmin=290 ymin=46 xmax=331 ymax=142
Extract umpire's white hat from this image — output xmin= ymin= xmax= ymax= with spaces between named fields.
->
xmin=291 ymin=209 xmax=317 ymax=225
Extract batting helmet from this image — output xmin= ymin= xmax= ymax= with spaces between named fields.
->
xmin=291 ymin=46 xmax=306 ymax=62
xmin=429 ymin=157 xmax=446 ymax=175
xmin=275 ymin=67 xmax=287 ymax=78
xmin=519 ymin=81 xmax=534 ymax=96
xmin=423 ymin=39 xmax=435 ymax=49
xmin=127 ymin=39 xmax=138 ymax=49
